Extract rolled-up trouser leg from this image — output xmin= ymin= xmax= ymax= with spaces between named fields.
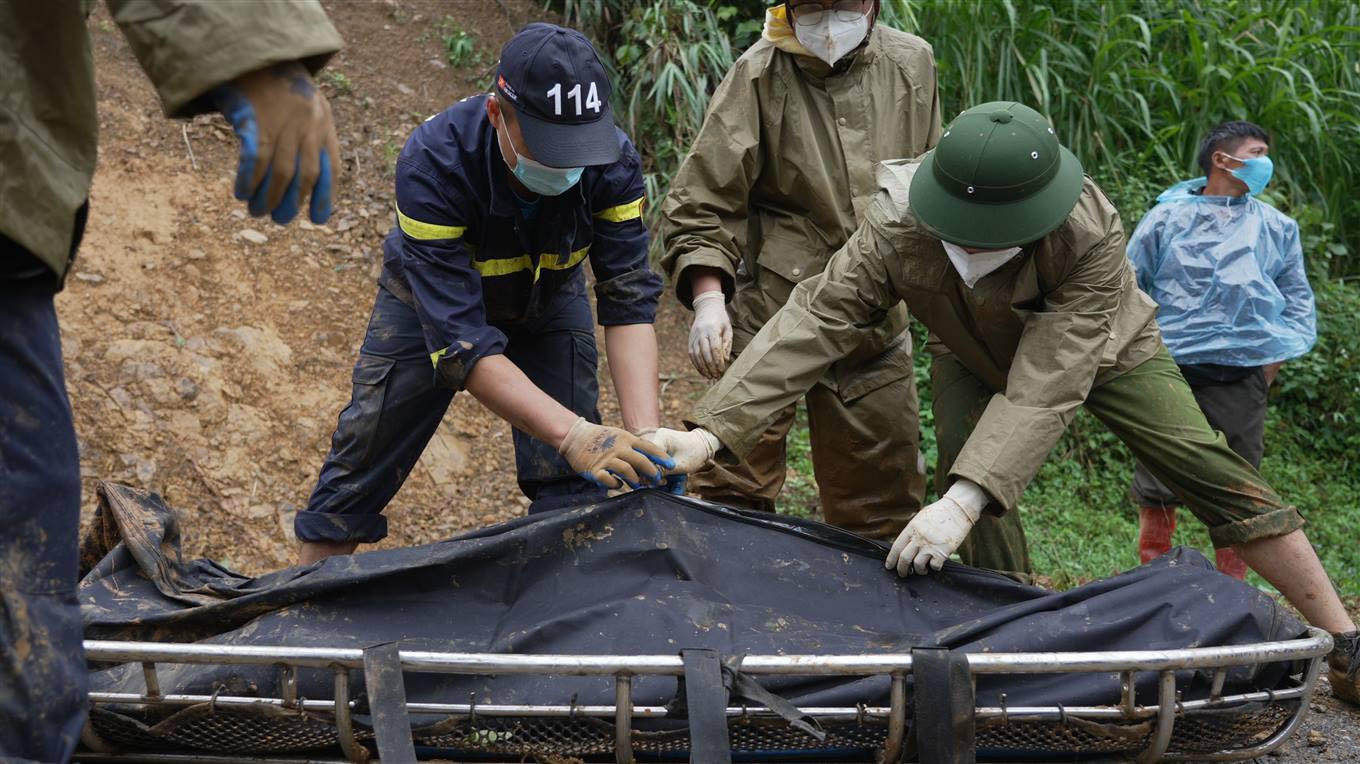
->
xmin=692 ymin=402 xmax=798 ymax=514
xmin=504 ymin=309 xmax=607 ymax=514
xmin=930 ymin=353 xmax=1033 ymax=579
xmin=297 ymin=287 xmax=454 ymax=543
xmin=0 ymin=291 xmax=87 ymax=762
xmin=805 ymin=375 xmax=925 ymax=540
xmin=1086 ymin=349 xmax=1303 ymax=547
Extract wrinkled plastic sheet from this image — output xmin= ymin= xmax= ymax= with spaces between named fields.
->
xmin=80 ymin=482 xmax=1304 ymax=722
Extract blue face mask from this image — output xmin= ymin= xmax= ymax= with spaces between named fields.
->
xmin=1224 ymin=153 xmax=1274 ymax=196
xmin=499 ymin=122 xmax=584 ymax=196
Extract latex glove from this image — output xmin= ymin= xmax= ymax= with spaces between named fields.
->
xmin=212 ymin=62 xmax=340 ymax=225
xmin=688 ymin=291 xmax=732 ymax=380
xmin=640 ymin=427 xmax=721 ymax=475
xmin=559 ymin=417 xmax=675 ymax=490
xmin=886 ymin=479 xmax=988 ymax=575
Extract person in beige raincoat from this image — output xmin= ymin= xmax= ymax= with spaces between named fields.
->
xmin=1 ymin=3 xmax=343 ymax=758
xmin=651 ymin=101 xmax=1360 ymax=704
xmin=657 ymin=0 xmax=939 ymax=539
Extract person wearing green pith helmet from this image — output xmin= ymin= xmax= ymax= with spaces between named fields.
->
xmin=650 ymin=101 xmax=1360 ymax=704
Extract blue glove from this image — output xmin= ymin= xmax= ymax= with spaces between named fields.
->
xmin=212 ymin=63 xmax=340 ymax=225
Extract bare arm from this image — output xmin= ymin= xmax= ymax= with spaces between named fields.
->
xmin=687 ymin=268 xmax=725 ymax=299
xmin=604 ymin=324 xmax=661 ymax=433
xmin=1264 ymin=362 xmax=1283 ymax=387
xmin=465 ymin=355 xmax=578 ymax=448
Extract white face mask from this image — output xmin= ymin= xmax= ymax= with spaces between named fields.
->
xmin=794 ymin=10 xmax=870 ymax=67
xmin=941 ymin=240 xmax=1023 ymax=289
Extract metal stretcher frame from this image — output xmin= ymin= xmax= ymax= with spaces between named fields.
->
xmin=76 ymin=628 xmax=1332 ymax=764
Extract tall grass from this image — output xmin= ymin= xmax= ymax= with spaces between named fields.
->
xmin=892 ymin=0 xmax=1360 ymax=278
xmin=550 ymin=0 xmax=1360 ymax=276
xmin=557 ymin=0 xmax=736 ymax=230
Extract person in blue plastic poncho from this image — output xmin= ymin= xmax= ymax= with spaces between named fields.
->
xmin=1126 ymin=121 xmax=1316 ymax=579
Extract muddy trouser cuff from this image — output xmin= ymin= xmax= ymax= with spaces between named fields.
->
xmin=295 ymin=509 xmax=390 ymax=544
xmin=1206 ymin=507 xmax=1306 ymax=548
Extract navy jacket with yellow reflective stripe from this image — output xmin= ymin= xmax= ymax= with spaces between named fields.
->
xmin=382 ymin=94 xmax=659 ymax=389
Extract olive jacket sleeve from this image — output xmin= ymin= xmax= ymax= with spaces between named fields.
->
xmin=107 ymin=0 xmax=343 ymax=117
xmin=690 ymin=199 xmax=905 ymax=455
xmin=657 ymin=57 xmax=764 ymax=307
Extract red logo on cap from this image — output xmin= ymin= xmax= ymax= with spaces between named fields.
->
xmin=497 ymin=74 xmax=519 ymax=103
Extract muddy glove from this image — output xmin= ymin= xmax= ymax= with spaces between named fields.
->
xmin=559 ymin=417 xmax=674 ymax=490
xmin=212 ymin=61 xmax=340 ymax=225
xmin=641 ymin=427 xmax=721 ymax=475
xmin=886 ymin=479 xmax=988 ymax=575
xmin=688 ymin=290 xmax=732 ymax=380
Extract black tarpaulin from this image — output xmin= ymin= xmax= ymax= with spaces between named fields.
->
xmin=80 ymin=482 xmax=1304 ymax=721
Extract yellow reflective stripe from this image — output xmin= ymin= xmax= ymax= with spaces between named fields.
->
xmin=593 ymin=197 xmax=645 ymax=223
xmin=474 ymin=254 xmax=533 ymax=278
xmin=538 ymin=245 xmax=591 ymax=273
xmin=397 ymin=207 xmax=466 ymax=241
xmin=473 ymin=246 xmax=591 ymax=282
xmin=430 ymin=346 xmax=449 ymax=369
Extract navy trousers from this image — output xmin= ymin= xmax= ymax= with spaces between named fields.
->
xmin=0 ymin=291 xmax=88 ymax=762
xmin=295 ymin=280 xmax=607 ymax=544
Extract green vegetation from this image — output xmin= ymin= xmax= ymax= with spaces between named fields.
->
xmin=438 ymin=16 xmax=483 ymax=68
xmin=321 ymin=70 xmax=354 ymax=96
xmin=551 ymin=0 xmax=1360 ymax=594
xmin=552 ymin=0 xmax=1360 ymax=276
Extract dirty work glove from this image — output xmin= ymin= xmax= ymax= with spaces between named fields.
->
xmin=559 ymin=417 xmax=675 ymax=490
xmin=886 ymin=479 xmax=988 ymax=576
xmin=640 ymin=427 xmax=721 ymax=475
xmin=688 ymin=290 xmax=732 ymax=380
xmin=212 ymin=61 xmax=341 ymax=225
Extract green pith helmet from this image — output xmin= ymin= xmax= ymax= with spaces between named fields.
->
xmin=909 ymin=101 xmax=1085 ymax=248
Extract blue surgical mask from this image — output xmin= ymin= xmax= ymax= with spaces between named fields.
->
xmin=1224 ymin=153 xmax=1274 ymax=196
xmin=499 ymin=123 xmax=584 ymax=196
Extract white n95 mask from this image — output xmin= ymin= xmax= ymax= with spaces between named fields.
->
xmin=794 ymin=10 xmax=870 ymax=67
xmin=941 ymin=240 xmax=1022 ymax=288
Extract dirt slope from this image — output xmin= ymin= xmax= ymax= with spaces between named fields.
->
xmin=66 ymin=0 xmax=709 ymax=574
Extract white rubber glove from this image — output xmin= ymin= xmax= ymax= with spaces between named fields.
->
xmin=886 ymin=479 xmax=989 ymax=576
xmin=688 ymin=290 xmax=732 ymax=380
xmin=640 ymin=427 xmax=722 ymax=474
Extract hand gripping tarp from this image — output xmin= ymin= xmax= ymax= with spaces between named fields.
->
xmin=80 ymin=483 xmax=1304 ymax=751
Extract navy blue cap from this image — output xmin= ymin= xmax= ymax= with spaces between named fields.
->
xmin=496 ymin=23 xmax=619 ymax=168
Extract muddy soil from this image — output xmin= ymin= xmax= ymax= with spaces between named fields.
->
xmin=69 ymin=0 xmax=711 ymax=574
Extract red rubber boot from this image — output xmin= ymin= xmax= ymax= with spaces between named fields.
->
xmin=1138 ymin=507 xmax=1176 ymax=564
xmin=1214 ymin=547 xmax=1248 ymax=580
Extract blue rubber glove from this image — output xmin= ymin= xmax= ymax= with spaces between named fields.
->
xmin=212 ymin=62 xmax=340 ymax=225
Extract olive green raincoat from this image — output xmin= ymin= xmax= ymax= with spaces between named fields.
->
xmin=692 ymin=158 xmax=1165 ymax=512
xmin=658 ymin=15 xmax=940 ymax=536
xmin=0 ymin=0 xmax=343 ymax=278
xmin=659 ymin=22 xmax=941 ymax=387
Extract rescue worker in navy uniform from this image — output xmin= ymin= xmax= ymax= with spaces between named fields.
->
xmin=294 ymin=24 xmax=673 ymax=565
xmin=1 ymin=2 xmax=343 ymax=759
